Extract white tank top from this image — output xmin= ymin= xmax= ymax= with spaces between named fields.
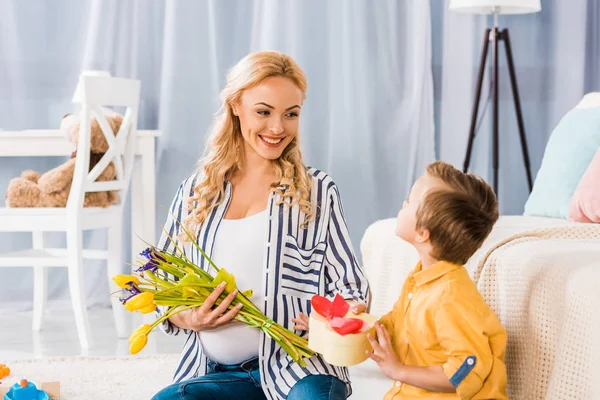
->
xmin=200 ymin=209 xmax=267 ymax=365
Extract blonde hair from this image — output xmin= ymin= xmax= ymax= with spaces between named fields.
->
xmin=181 ymin=51 xmax=313 ymax=241
xmin=416 ymin=161 xmax=499 ymax=265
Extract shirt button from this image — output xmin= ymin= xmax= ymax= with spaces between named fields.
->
xmin=467 ymin=357 xmax=475 ymax=365
xmin=405 ymin=338 xmax=409 ymax=344
xmin=407 ymin=293 xmax=413 ymax=300
xmin=395 ymin=381 xmax=401 ymax=387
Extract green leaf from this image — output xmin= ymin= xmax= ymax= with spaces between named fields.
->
xmin=213 ymin=268 xmax=237 ymax=293
xmin=182 ymin=287 xmax=201 ymax=299
xmin=176 ymin=273 xmax=215 ymax=288
xmin=167 ymin=210 xmax=221 ymax=274
xmin=154 ymin=299 xmax=204 ymax=307
xmin=144 ymin=270 xmax=175 ymax=288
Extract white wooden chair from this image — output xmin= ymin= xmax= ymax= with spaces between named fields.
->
xmin=0 ymin=76 xmax=141 ymax=349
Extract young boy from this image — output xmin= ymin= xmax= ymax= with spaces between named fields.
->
xmin=367 ymin=161 xmax=508 ymax=399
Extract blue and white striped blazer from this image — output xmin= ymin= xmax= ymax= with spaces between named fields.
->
xmin=155 ymin=167 xmax=370 ymax=400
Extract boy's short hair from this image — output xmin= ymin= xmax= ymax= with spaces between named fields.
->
xmin=416 ymin=161 xmax=499 ymax=265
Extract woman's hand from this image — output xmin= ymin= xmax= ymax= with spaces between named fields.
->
xmin=347 ymin=301 xmax=367 ymax=315
xmin=169 ymin=282 xmax=243 ymax=332
xmin=292 ymin=313 xmax=310 ymax=338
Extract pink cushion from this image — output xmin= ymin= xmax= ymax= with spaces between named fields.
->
xmin=569 ymin=148 xmax=600 ymax=223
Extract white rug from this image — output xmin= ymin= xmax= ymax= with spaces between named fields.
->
xmin=0 ymin=354 xmax=180 ymax=399
xmin=0 ymin=355 xmax=393 ymax=399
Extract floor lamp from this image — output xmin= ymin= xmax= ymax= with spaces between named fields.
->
xmin=449 ymin=0 xmax=541 ymax=195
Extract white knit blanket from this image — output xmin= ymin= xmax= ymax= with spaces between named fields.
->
xmin=361 ymin=216 xmax=600 ymax=400
xmin=0 ymin=355 xmax=179 ymax=400
xmin=468 ymin=224 xmax=600 ymax=400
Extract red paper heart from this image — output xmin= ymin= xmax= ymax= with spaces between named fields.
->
xmin=312 ymin=293 xmax=351 ymax=320
xmin=329 ymin=317 xmax=365 ymax=335
xmin=311 ymin=295 xmax=333 ymax=320
xmin=312 ymin=294 xmax=364 ymax=335
xmin=332 ymin=293 xmax=350 ymax=318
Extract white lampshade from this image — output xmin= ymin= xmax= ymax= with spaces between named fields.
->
xmin=449 ymin=0 xmax=541 ymax=14
xmin=71 ymin=70 xmax=112 ymax=103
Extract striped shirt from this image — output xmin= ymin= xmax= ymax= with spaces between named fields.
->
xmin=155 ymin=167 xmax=370 ymax=400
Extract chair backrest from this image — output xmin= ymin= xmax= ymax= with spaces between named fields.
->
xmin=67 ymin=75 xmax=141 ymax=211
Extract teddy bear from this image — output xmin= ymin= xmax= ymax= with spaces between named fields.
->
xmin=5 ymin=112 xmax=124 ymax=208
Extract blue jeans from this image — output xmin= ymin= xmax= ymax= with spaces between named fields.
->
xmin=152 ymin=357 xmax=347 ymax=400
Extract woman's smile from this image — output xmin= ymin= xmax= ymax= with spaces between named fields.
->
xmin=259 ymin=134 xmax=285 ymax=147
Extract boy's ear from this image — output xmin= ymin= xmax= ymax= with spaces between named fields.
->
xmin=415 ymin=228 xmax=430 ymax=244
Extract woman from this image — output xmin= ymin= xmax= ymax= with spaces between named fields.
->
xmin=152 ymin=51 xmax=369 ymax=400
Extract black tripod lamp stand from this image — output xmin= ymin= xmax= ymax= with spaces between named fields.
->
xmin=449 ymin=0 xmax=541 ymax=195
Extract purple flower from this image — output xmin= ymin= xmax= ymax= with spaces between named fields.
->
xmin=135 ymin=262 xmax=159 ymax=273
xmin=140 ymin=248 xmax=166 ymax=261
xmin=119 ymin=292 xmax=137 ymax=305
xmin=140 ymin=248 xmax=153 ymax=260
xmin=126 ymin=284 xmax=142 ymax=296
xmin=137 ymin=248 xmax=166 ymax=273
xmin=153 ymin=250 xmax=166 ymax=263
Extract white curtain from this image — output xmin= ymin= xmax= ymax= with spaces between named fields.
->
xmin=0 ymin=0 xmax=434 ymax=309
xmin=433 ymin=0 xmax=599 ymax=214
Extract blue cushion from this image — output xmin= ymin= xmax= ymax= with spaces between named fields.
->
xmin=524 ymin=107 xmax=600 ymax=218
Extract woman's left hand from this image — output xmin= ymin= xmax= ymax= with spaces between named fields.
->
xmin=347 ymin=301 xmax=367 ymax=315
xmin=292 ymin=313 xmax=310 ymax=338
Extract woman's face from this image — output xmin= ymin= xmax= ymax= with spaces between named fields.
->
xmin=233 ymin=76 xmax=304 ymax=161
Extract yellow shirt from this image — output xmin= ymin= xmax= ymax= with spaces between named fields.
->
xmin=380 ymin=261 xmax=508 ymax=400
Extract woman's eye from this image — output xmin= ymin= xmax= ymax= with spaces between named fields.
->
xmin=257 ymin=110 xmax=270 ymax=116
xmin=286 ymin=112 xmax=299 ymax=118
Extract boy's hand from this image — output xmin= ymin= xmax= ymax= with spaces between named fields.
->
xmin=367 ymin=322 xmax=404 ymax=381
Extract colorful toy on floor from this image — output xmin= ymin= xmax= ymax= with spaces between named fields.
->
xmin=308 ymin=294 xmax=378 ymax=367
xmin=0 ymin=379 xmax=59 ymax=400
xmin=0 ymin=365 xmax=10 ymax=380
xmin=3 ymin=379 xmax=50 ymax=400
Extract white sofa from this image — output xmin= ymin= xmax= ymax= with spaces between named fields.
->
xmin=348 ymin=215 xmax=600 ymax=399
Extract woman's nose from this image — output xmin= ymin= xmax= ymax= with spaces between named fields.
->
xmin=269 ymin=118 xmax=285 ymax=135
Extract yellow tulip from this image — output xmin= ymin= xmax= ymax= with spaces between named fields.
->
xmin=129 ymin=324 xmax=152 ymax=343
xmin=112 ymin=275 xmax=140 ymax=289
xmin=130 ymin=334 xmax=148 ymax=354
xmin=124 ymin=292 xmax=154 ymax=312
xmin=139 ymin=303 xmax=156 ymax=314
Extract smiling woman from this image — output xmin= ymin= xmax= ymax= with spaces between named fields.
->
xmin=235 ymin=80 xmax=302 ymax=153
xmin=151 ymin=51 xmax=370 ymax=400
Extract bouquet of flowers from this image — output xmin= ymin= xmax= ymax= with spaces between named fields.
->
xmin=113 ymin=224 xmax=316 ymax=367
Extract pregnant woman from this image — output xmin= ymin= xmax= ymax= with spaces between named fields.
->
xmin=152 ymin=51 xmax=369 ymax=400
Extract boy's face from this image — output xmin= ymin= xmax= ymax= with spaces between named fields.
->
xmin=395 ymin=174 xmax=445 ymax=244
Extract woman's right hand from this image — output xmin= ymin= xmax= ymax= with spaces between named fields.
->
xmin=169 ymin=282 xmax=243 ymax=332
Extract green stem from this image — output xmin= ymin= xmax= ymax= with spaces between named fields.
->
xmin=166 ymin=210 xmax=221 ymax=274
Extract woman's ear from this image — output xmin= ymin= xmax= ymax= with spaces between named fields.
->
xmin=231 ymin=101 xmax=239 ymax=117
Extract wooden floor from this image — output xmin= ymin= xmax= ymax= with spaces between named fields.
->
xmin=0 ymin=304 xmax=185 ymax=361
